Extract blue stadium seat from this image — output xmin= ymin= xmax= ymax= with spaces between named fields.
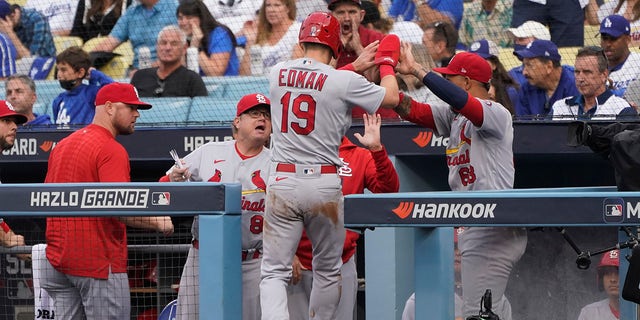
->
xmin=35 ymin=81 xmax=63 ymax=112
xmin=136 ymin=97 xmax=192 ymax=125
xmin=188 ymin=96 xmax=237 ymax=123
xmin=201 ymin=76 xmax=269 ymax=101
xmin=32 ymin=102 xmax=49 ymax=116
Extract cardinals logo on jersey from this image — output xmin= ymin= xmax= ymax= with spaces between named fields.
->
xmin=252 ymin=170 xmax=266 ymax=191
xmin=208 ymin=169 xmax=222 ymax=182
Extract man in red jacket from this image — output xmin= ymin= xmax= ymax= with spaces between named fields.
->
xmin=287 ymin=113 xmax=400 ymax=319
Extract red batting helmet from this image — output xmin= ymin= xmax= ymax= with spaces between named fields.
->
xmin=299 ymin=11 xmax=342 ymax=59
xmin=597 ymin=249 xmax=619 ymax=291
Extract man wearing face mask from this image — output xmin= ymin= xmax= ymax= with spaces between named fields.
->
xmin=52 ymin=46 xmax=113 ymax=126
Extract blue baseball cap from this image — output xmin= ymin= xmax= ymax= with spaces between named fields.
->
xmin=514 ymin=39 xmax=561 ymax=62
xmin=600 ymin=15 xmax=630 ymax=38
xmin=468 ymin=39 xmax=499 ymax=59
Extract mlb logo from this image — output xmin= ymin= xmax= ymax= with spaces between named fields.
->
xmin=152 ymin=192 xmax=170 ymax=205
xmin=605 ymin=204 xmax=622 ymax=216
xmin=603 ymin=198 xmax=624 ymax=223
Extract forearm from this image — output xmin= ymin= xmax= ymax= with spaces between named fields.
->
xmin=414 ymin=1 xmax=454 ymax=27
xmin=239 ymin=47 xmax=252 ymax=75
xmin=422 ymin=72 xmax=484 ymax=126
xmin=394 ymin=92 xmax=437 ymax=129
xmin=370 ymin=147 xmax=400 ymax=193
xmin=6 ymin=31 xmax=30 ymax=59
xmin=119 ymin=216 xmax=173 ymax=234
xmin=93 ymin=36 xmax=120 ymax=52
xmin=199 ymin=51 xmax=230 ymax=76
xmin=379 ymin=69 xmax=400 ymax=109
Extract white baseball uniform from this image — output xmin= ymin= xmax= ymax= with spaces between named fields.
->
xmin=173 ymin=140 xmax=271 ymax=320
xmin=260 ymin=57 xmax=386 ymax=320
xmin=577 ymin=299 xmax=618 ymax=320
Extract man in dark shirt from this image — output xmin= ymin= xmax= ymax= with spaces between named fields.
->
xmin=130 ymin=25 xmax=207 ymax=98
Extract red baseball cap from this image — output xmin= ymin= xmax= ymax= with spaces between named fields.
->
xmin=328 ymin=0 xmax=362 ymax=10
xmin=433 ymin=52 xmax=492 ymax=84
xmin=95 ymin=83 xmax=152 ymax=109
xmin=236 ymin=93 xmax=271 ymax=116
xmin=0 ymin=100 xmax=27 ymax=124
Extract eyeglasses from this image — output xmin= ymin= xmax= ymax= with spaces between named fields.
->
xmin=154 ymin=79 xmax=165 ymax=97
xmin=244 ymin=109 xmax=270 ymax=119
xmin=433 ymin=21 xmax=450 ymax=48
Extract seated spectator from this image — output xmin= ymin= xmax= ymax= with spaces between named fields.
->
xmin=24 ymin=0 xmax=79 ymax=36
xmin=388 ymin=0 xmax=463 ymax=30
xmin=469 ymin=39 xmax=518 ymax=115
xmin=92 ymin=0 xmax=177 ymax=71
xmin=130 ymin=25 xmax=207 ymax=98
xmin=5 ymin=74 xmax=51 ymax=125
xmin=597 ymin=0 xmax=640 ymax=46
xmin=511 ymin=0 xmax=585 ymax=47
xmin=422 ymin=21 xmax=458 ymax=67
xmin=551 ymin=46 xmax=636 ymax=120
xmin=0 ymin=1 xmax=56 ymax=60
xmin=177 ymin=1 xmax=239 ymax=76
xmin=52 ymin=46 xmax=113 ymax=125
xmin=577 ymin=250 xmax=620 ymax=320
xmin=506 ymin=20 xmax=551 ymax=86
xmin=513 ymin=39 xmax=579 ymax=119
xmin=459 ymin=0 xmax=512 ymax=48
xmin=238 ymin=0 xmax=300 ymax=76
xmin=70 ymin=0 xmax=131 ymax=42
xmin=599 ymin=15 xmax=640 ymax=97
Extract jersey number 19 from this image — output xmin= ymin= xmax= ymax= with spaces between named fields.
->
xmin=280 ymin=92 xmax=317 ymax=135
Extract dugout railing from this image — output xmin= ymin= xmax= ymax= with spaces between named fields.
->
xmin=0 ymin=182 xmax=243 ymax=320
xmin=345 ymin=187 xmax=640 ymax=320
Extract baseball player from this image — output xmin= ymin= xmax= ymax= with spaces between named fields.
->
xmin=163 ymin=93 xmax=272 ymax=320
xmin=43 ymin=83 xmax=174 ymax=320
xmin=395 ymin=48 xmax=527 ymax=320
xmin=287 ymin=113 xmax=400 ymax=319
xmin=259 ymin=11 xmax=400 ymax=320
xmin=578 ymin=249 xmax=620 ymax=320
xmin=0 ymin=100 xmax=27 ymax=250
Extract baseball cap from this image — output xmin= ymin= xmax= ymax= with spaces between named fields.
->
xmin=600 ymin=14 xmax=630 ymax=38
xmin=0 ymin=1 xmax=11 ymax=20
xmin=468 ymin=39 xmax=499 ymax=59
xmin=0 ymin=100 xmax=27 ymax=124
xmin=328 ymin=0 xmax=362 ymax=11
xmin=514 ymin=39 xmax=561 ymax=62
xmin=361 ymin=1 xmax=380 ymax=25
xmin=507 ymin=21 xmax=551 ymax=41
xmin=95 ymin=83 xmax=152 ymax=109
xmin=433 ymin=52 xmax=492 ymax=83
xmin=236 ymin=93 xmax=271 ymax=116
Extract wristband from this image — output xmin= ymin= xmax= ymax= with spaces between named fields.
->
xmin=0 ymin=219 xmax=11 ymax=233
xmin=340 ymin=63 xmax=356 ymax=73
xmin=380 ymin=65 xmax=395 ymax=79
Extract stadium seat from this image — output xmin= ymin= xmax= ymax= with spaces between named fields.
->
xmin=188 ymin=96 xmax=237 ymax=123
xmin=83 ymin=37 xmax=133 ymax=79
xmin=202 ymin=76 xmax=269 ymax=101
xmin=498 ymin=47 xmax=521 ymax=71
xmin=136 ymin=97 xmax=191 ymax=126
xmin=584 ymin=24 xmax=601 ymax=47
xmin=558 ymin=46 xmax=581 ymax=67
xmin=32 ymin=102 xmax=49 ymax=117
xmin=35 ymin=80 xmax=63 ymax=112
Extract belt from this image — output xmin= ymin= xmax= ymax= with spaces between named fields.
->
xmin=276 ymin=163 xmax=337 ymax=174
xmin=193 ymin=240 xmax=261 ymax=261
xmin=242 ymin=248 xmax=261 ymax=261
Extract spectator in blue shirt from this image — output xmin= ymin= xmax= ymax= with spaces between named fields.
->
xmin=0 ymin=32 xmax=16 ymax=79
xmin=388 ymin=0 xmax=463 ymax=30
xmin=93 ymin=0 xmax=178 ymax=72
xmin=5 ymin=74 xmax=51 ymax=125
xmin=52 ymin=46 xmax=113 ymax=126
xmin=177 ymin=1 xmax=239 ymax=76
xmin=0 ymin=1 xmax=56 ymax=59
xmin=513 ymin=39 xmax=579 ymax=119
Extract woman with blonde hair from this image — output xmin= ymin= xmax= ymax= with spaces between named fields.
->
xmin=238 ymin=0 xmax=300 ymax=75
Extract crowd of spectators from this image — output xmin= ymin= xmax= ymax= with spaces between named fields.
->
xmin=0 ymin=0 xmax=638 ymax=126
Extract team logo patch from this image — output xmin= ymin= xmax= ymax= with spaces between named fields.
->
xmin=603 ymin=198 xmax=624 ymax=223
xmin=152 ymin=192 xmax=171 ymax=205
